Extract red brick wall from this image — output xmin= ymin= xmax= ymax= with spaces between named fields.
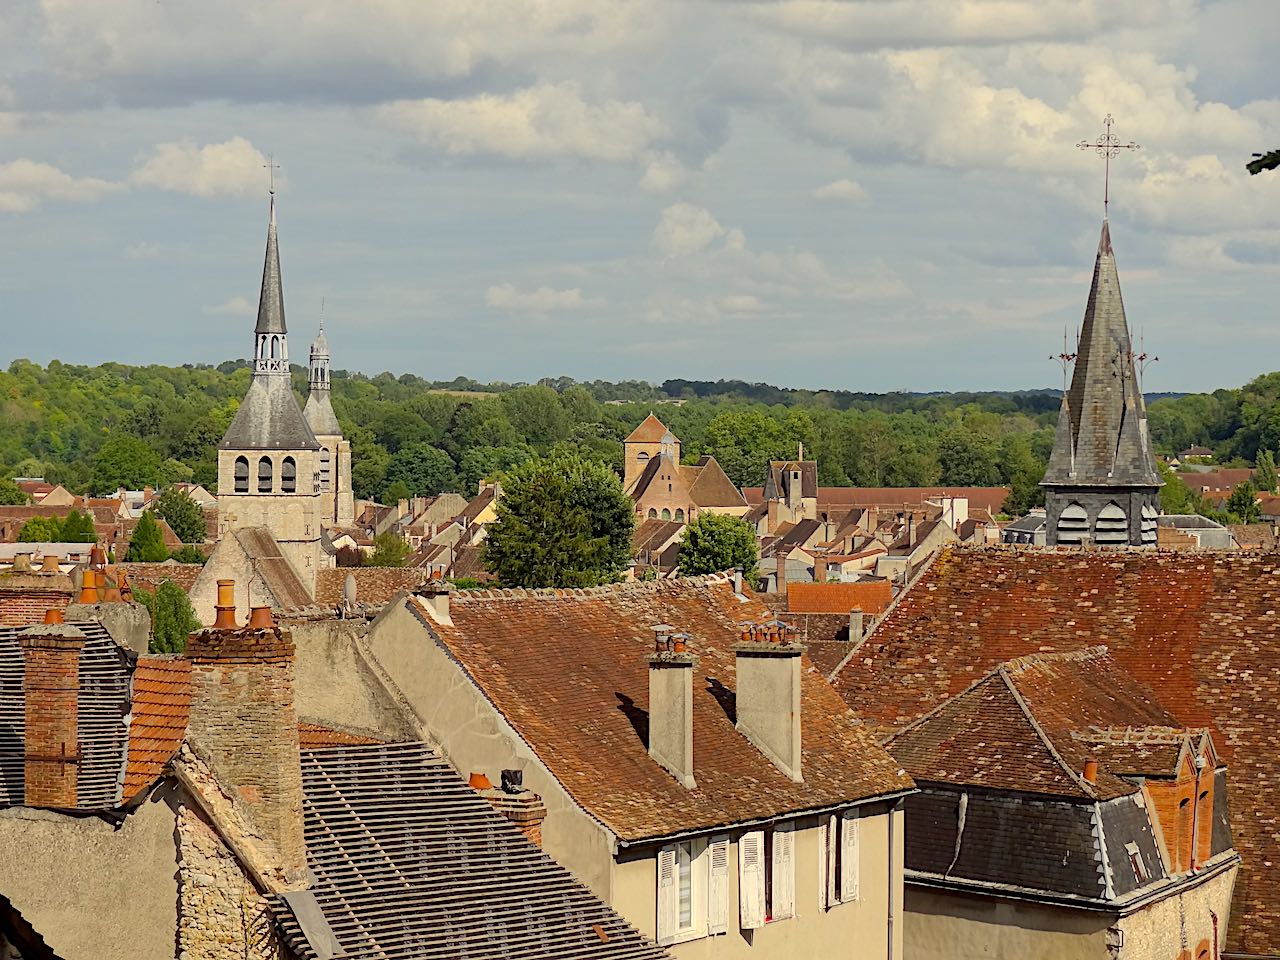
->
xmin=19 ymin=630 xmax=85 ymax=807
xmin=0 ymin=586 xmax=74 ymax=626
xmin=1147 ymin=758 xmax=1201 ymax=874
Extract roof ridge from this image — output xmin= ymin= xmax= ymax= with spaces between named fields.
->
xmin=449 ymin=572 xmax=734 ymax=603
xmin=1002 ymin=644 xmax=1110 ymax=674
xmin=997 ymin=664 xmax=1097 ymax=798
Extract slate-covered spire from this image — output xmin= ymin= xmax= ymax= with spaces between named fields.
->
xmin=1043 ymin=220 xmax=1161 ymax=488
xmin=304 ymin=317 xmax=342 ymax=437
xmin=253 ymin=195 xmax=289 ymax=375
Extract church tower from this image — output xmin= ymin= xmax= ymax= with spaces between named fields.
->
xmin=1042 ymin=220 xmax=1162 ymax=546
xmin=216 ymin=196 xmax=326 ymax=589
xmin=303 ymin=318 xmax=355 ymax=527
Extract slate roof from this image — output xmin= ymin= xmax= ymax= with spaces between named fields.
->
xmin=410 ymin=576 xmax=913 ymax=843
xmin=220 ymin=374 xmax=320 ymax=451
xmin=763 ymin=460 xmax=818 ymax=500
xmin=271 ymin=741 xmax=668 ymax=960
xmin=0 ymin=621 xmax=131 ymax=809
xmin=787 ymin=581 xmax=892 ymax=616
xmin=256 ymin=196 xmax=287 ymax=336
xmin=302 ymin=390 xmax=342 ymax=437
xmin=1043 ymin=221 xmax=1161 ymax=489
xmin=831 ymin=547 xmax=1280 ymax=955
xmin=123 ymin=656 xmax=191 ymax=802
xmin=625 ymin=414 xmax=671 ymax=444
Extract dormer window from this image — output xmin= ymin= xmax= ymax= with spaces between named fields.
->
xmin=1125 ymin=842 xmax=1149 ymax=883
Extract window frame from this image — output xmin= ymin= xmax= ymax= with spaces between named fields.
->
xmin=657 ymin=838 xmax=709 ymax=946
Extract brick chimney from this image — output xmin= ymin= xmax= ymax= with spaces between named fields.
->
xmin=813 ymin=556 xmax=829 ymax=583
xmin=19 ymin=623 xmax=86 ymax=807
xmin=734 ymin=621 xmax=805 ymax=782
xmin=647 ymin=625 xmax=697 ymax=789
xmin=185 ymin=591 xmax=306 ymax=881
xmin=475 ymin=769 xmax=549 ymax=847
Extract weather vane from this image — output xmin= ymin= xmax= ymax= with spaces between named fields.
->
xmin=1077 ymin=114 xmax=1139 ymax=216
xmin=264 ymin=154 xmax=280 ymax=195
xmin=1051 ymin=329 xmax=1078 ymax=393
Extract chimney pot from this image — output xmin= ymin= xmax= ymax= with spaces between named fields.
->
xmin=248 ymin=605 xmax=275 ymax=629
xmin=43 ymin=608 xmax=64 ymax=625
xmin=501 ymin=769 xmax=523 ymax=794
xmin=12 ymin=554 xmax=32 ymax=574
xmin=481 ymin=776 xmax=547 ymax=847
xmin=102 ymin=572 xmax=122 ymax=604
xmin=77 ymin=569 xmax=99 ymax=604
xmin=468 ymin=771 xmax=494 ymax=791
xmin=39 ymin=554 xmax=60 ymax=574
xmin=213 ymin=579 xmax=238 ymax=629
xmin=1083 ymin=758 xmax=1098 ymax=784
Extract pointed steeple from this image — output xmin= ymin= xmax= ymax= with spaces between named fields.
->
xmin=256 ymin=195 xmax=286 ymax=337
xmin=304 ymin=316 xmax=342 ymax=437
xmin=1043 ymin=220 xmax=1160 ymax=489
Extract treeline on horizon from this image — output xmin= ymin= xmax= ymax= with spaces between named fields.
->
xmin=0 ymin=357 xmax=1274 ymax=519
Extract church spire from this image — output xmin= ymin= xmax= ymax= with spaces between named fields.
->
xmin=253 ymin=195 xmax=288 ymax=374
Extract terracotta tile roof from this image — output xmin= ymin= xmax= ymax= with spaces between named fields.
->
xmin=625 ymin=413 xmax=670 ymax=443
xmin=1184 ymin=468 xmax=1254 ymax=492
xmin=296 ymin=722 xmax=383 ymax=749
xmin=118 ymin=562 xmax=203 ymax=594
xmin=743 ymin=486 xmax=1011 ymax=516
xmin=787 ymin=580 xmax=892 ymax=615
xmin=411 ymin=576 xmax=913 ymax=843
xmin=123 ymin=656 xmax=191 ymax=802
xmin=681 ymin=458 xmax=747 ymax=509
xmin=313 ymin=567 xmax=431 ymax=606
xmin=450 ymin=544 xmax=491 ymax=581
xmin=1231 ymin=523 xmax=1280 ymax=549
xmin=234 ymin=528 xmax=314 ymax=611
xmin=887 ymin=648 xmax=1189 ymax=801
xmin=633 ymin=518 xmax=684 ymax=556
xmin=831 ymin=546 xmax=1280 ymax=956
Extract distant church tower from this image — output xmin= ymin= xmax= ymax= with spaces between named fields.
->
xmin=303 ymin=318 xmax=355 ymax=527
xmin=216 ymin=195 xmax=327 ymax=588
xmin=1042 ymin=220 xmax=1162 ymax=546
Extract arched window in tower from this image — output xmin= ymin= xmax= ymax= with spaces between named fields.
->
xmin=1056 ymin=502 xmax=1088 ymax=545
xmin=648 ymin=508 xmax=657 ymax=519
xmin=258 ymin=457 xmax=273 ymax=493
xmin=281 ymin=457 xmax=297 ymax=493
xmin=675 ymin=508 xmax=685 ymax=522
xmin=320 ymin=447 xmax=332 ymax=489
xmin=271 ymin=336 xmax=280 ymax=360
xmin=637 ymin=451 xmax=650 ymax=464
xmin=1094 ymin=502 xmax=1128 ymax=545
xmin=234 ymin=456 xmax=249 ymax=494
xmin=661 ymin=508 xmax=672 ymax=521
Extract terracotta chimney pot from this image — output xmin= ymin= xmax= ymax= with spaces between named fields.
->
xmin=213 ymin=579 xmax=238 ymax=629
xmin=102 ymin=572 xmax=122 ymax=604
xmin=248 ymin=605 xmax=275 ymax=630
xmin=43 ymin=608 xmax=64 ymax=625
xmin=39 ymin=554 xmax=60 ymax=574
xmin=468 ymin=771 xmax=493 ymax=790
xmin=77 ymin=569 xmax=99 ymax=605
xmin=1083 ymin=758 xmax=1098 ymax=784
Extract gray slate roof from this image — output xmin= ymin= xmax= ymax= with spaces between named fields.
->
xmin=1043 ymin=220 xmax=1161 ymax=490
xmin=303 ymin=390 xmax=342 ymax=437
xmin=256 ymin=197 xmax=286 ymax=336
xmin=271 ymin=741 xmax=668 ymax=960
xmin=221 ymin=374 xmax=320 ymax=450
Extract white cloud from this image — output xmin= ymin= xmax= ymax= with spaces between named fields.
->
xmin=652 ymin=203 xmax=746 ymax=257
xmin=131 ymin=137 xmax=272 ymax=198
xmin=0 ymin=159 xmax=118 ymax=213
xmin=720 ymin=294 xmax=763 ymax=313
xmin=640 ymin=152 xmax=687 ymax=193
xmin=812 ymin=178 xmax=867 ymax=202
xmin=485 ymin=284 xmax=600 ymax=312
xmin=203 ymin=296 xmax=255 ymax=317
xmin=379 ymin=83 xmax=665 ymax=163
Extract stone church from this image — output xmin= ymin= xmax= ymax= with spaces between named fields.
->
xmin=192 ymin=197 xmax=351 ymax=621
xmin=1042 ymin=219 xmax=1162 ymax=546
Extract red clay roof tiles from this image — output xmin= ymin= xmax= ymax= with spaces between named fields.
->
xmin=123 ymin=656 xmax=191 ymax=802
xmin=787 ymin=581 xmax=892 ymax=616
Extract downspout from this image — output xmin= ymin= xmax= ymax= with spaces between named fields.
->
xmin=887 ymin=802 xmax=896 ymax=960
xmin=1190 ymin=754 xmax=1204 ymax=872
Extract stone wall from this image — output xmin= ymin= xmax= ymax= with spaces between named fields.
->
xmin=177 ymin=804 xmax=283 ymax=960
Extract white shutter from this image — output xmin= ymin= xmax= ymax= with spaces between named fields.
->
xmin=771 ymin=821 xmax=795 ymax=920
xmin=708 ymin=835 xmax=730 ymax=935
xmin=840 ymin=811 xmax=860 ymax=903
xmin=824 ymin=814 xmax=838 ymax=909
xmin=657 ymin=844 xmax=679 ymax=944
xmin=738 ymin=831 xmax=766 ymax=929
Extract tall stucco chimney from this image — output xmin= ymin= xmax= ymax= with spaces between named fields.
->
xmin=849 ymin=608 xmax=864 ymax=640
xmin=647 ymin=625 xmax=697 ymax=789
xmin=775 ymin=546 xmax=790 ymax=596
xmin=186 ymin=593 xmax=306 ymax=881
xmin=734 ymin=621 xmax=804 ymax=782
xmin=19 ymin=623 xmax=86 ymax=808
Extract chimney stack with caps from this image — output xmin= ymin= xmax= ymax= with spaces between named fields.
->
xmin=734 ymin=620 xmax=805 ymax=782
xmin=849 ymin=608 xmax=864 ymax=641
xmin=473 ymin=768 xmax=549 ymax=847
xmin=647 ymin=625 xmax=697 ymax=789
xmin=775 ymin=546 xmax=790 ymax=596
xmin=415 ymin=579 xmax=451 ymax=624
xmin=19 ymin=622 xmax=86 ymax=807
xmin=186 ymin=580 xmax=306 ymax=881
xmin=814 ymin=556 xmax=829 ymax=583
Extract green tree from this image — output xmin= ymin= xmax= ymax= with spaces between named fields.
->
xmin=17 ymin=516 xmax=63 ymax=542
xmin=154 ymin=487 xmax=207 ymax=544
xmin=938 ymin=428 xmax=1002 ymax=486
xmin=1158 ymin=462 xmax=1204 ymax=515
xmin=1256 ymin=450 xmax=1278 ymax=495
xmin=677 ymin=513 xmax=759 ymax=580
xmin=91 ymin=435 xmax=165 ymax=493
xmin=136 ymin=581 xmax=200 ymax=654
xmin=485 ymin=451 xmax=634 ymax=588
xmin=384 ymin=442 xmax=458 ymax=498
xmin=1226 ymin=480 xmax=1261 ymax=524
xmin=0 ymin=478 xmax=27 ymax=505
xmin=368 ymin=531 xmax=410 ymax=567
xmin=170 ymin=544 xmax=207 ymax=564
xmin=125 ymin=511 xmax=169 ymax=562
xmin=58 ymin=510 xmax=97 ymax=542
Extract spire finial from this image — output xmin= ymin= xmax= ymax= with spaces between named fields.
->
xmin=1077 ymin=114 xmax=1139 ymax=217
xmin=319 ymin=295 xmax=325 ymax=333
xmin=264 ymin=154 xmax=280 ymax=196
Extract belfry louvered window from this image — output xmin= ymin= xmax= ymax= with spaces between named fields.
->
xmin=258 ymin=457 xmax=273 ymax=493
xmin=1094 ymin=502 xmax=1128 ymax=544
xmin=1056 ymin=502 xmax=1088 ymax=544
xmin=234 ymin=456 xmax=249 ymax=494
xmin=320 ymin=447 xmax=332 ymax=490
xmin=281 ymin=457 xmax=297 ymax=493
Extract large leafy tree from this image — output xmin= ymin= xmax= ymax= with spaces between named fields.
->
xmin=1226 ymin=480 xmax=1261 ymax=524
xmin=384 ymin=442 xmax=458 ymax=499
xmin=677 ymin=513 xmax=759 ymax=581
xmin=154 ymin=487 xmax=207 ymax=544
xmin=17 ymin=516 xmax=63 ymax=542
xmin=368 ymin=532 xmax=410 ymax=567
xmin=485 ymin=451 xmax=634 ymax=588
xmin=59 ymin=509 xmax=97 ymax=542
xmin=92 ymin=435 xmax=164 ymax=493
xmin=136 ymin=581 xmax=200 ymax=654
xmin=125 ymin=511 xmax=169 ymax=562
xmin=0 ymin=478 xmax=27 ymax=505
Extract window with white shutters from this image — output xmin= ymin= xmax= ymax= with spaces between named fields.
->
xmin=840 ymin=811 xmax=860 ymax=903
xmin=657 ymin=844 xmax=678 ymax=944
xmin=657 ymin=839 xmax=708 ymax=945
xmin=771 ymin=821 xmax=795 ymax=920
xmin=708 ymin=835 xmax=730 ymax=935
xmin=739 ymin=831 xmax=766 ymax=930
xmin=821 ymin=814 xmax=838 ymax=909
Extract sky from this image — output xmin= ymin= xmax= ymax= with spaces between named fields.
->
xmin=1 ymin=0 xmax=1278 ymax=394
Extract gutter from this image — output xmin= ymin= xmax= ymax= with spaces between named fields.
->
xmin=906 ymin=851 xmax=1239 ymax=916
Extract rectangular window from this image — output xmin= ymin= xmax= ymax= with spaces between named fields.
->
xmin=819 ymin=810 xmax=861 ymax=909
xmin=657 ymin=839 xmax=708 ymax=945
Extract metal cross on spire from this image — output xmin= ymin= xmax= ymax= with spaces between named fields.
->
xmin=264 ymin=154 xmax=280 ymax=195
xmin=1077 ymin=114 xmax=1139 ymax=216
